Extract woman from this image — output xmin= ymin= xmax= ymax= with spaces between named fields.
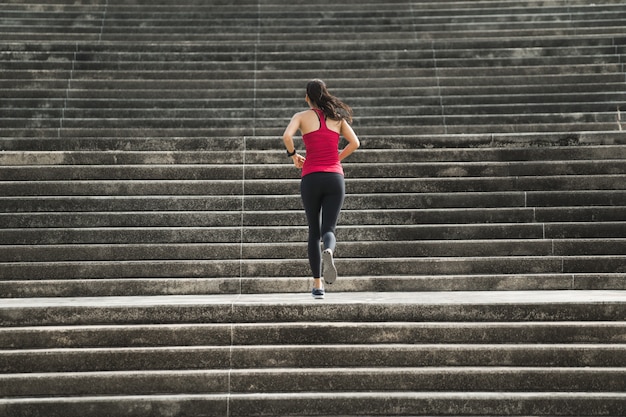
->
xmin=282 ymin=79 xmax=360 ymax=299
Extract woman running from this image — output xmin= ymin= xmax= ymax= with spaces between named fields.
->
xmin=282 ymin=79 xmax=360 ymax=299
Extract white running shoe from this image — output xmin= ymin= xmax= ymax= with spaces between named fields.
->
xmin=322 ymin=249 xmax=337 ymax=284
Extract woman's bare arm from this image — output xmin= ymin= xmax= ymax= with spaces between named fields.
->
xmin=282 ymin=113 xmax=306 ymax=168
xmin=338 ymin=120 xmax=360 ymax=162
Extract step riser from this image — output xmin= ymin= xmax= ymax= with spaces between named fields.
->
xmin=3 ymin=346 xmax=625 ymax=373
xmin=111 ymin=102 xmax=623 ymax=117
xmin=0 ymin=207 xmax=624 ymax=227
xmin=2 ymin=368 xmax=626 ymax=396
xmin=2 ymin=257 xmax=625 ymax=281
xmin=3 ymin=322 xmax=626 ymax=349
xmin=0 ymin=123 xmax=621 ymax=137
xmin=1 ymin=131 xmax=624 ymax=151
xmin=2 ymin=146 xmax=626 ymax=164
xmin=1 ymin=222 xmax=625 ymax=243
xmin=2 ymin=161 xmax=625 ymax=180
xmin=2 ymin=240 xmax=626 ymax=262
xmin=2 ymin=273 xmax=626 ymax=298
xmin=2 ymin=191 xmax=625 ymax=212
xmin=1 ymin=35 xmax=621 ymax=51
xmin=0 ymin=97 xmax=622 ymax=114
xmin=2 ymin=301 xmax=625 ymax=326
xmin=1 ymin=393 xmax=625 ymax=417
xmin=1 ymin=176 xmax=623 ymax=197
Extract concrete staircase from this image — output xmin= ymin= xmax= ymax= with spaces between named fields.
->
xmin=1 ymin=291 xmax=626 ymax=416
xmin=1 ymin=0 xmax=626 ymax=415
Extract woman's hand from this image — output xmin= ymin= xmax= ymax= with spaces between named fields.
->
xmin=292 ymin=153 xmax=305 ymax=169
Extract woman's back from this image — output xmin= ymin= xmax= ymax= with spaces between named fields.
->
xmin=302 ymin=108 xmax=343 ymax=177
xmin=298 ymin=108 xmax=342 ymax=135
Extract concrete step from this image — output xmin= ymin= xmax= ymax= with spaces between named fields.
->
xmin=2 ymin=146 xmax=625 ymax=165
xmin=2 ymin=60 xmax=622 ymax=85
xmin=1 ymin=101 xmax=623 ymax=121
xmin=0 ymin=176 xmax=621 ymax=198
xmin=1 ymin=206 xmax=623 ymax=227
xmin=9 ymin=73 xmax=606 ymax=95
xmin=3 ymin=147 xmax=610 ymax=166
xmin=1 ymin=34 xmax=620 ymax=54
xmin=1 ymin=290 xmax=624 ymax=325
xmin=3 ymin=320 xmax=626 ymax=349
xmin=1 ymin=392 xmax=624 ymax=417
xmin=4 ymin=345 xmax=626 ymax=373
xmin=2 ymin=160 xmax=624 ymax=180
xmin=1 ymin=121 xmax=621 ymax=137
xmin=2 ymin=272 xmax=626 ymax=298
xmin=3 ymin=239 xmax=625 ymax=263
xmin=1 ymin=133 xmax=624 ymax=151
xmin=1 ymin=114 xmax=621 ymax=135
xmin=1 ymin=256 xmax=624 ymax=282
xmin=2 ymin=367 xmax=626 ymax=397
xmin=1 ymin=190 xmax=624 ymax=212
xmin=2 ymin=49 xmax=605 ymax=70
xmin=1 ymin=223 xmax=625 ymax=245
xmin=3 ymin=100 xmax=622 ymax=121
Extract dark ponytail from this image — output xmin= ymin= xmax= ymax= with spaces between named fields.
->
xmin=306 ymin=79 xmax=353 ymax=124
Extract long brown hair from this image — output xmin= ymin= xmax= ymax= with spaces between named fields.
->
xmin=306 ymin=79 xmax=353 ymax=124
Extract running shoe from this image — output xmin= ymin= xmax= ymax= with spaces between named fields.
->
xmin=322 ymin=248 xmax=337 ymax=284
xmin=311 ymin=287 xmax=325 ymax=299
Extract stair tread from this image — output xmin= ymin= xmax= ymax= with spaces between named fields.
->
xmin=2 ymin=290 xmax=624 ymax=308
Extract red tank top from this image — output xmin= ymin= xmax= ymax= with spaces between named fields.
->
xmin=301 ymin=109 xmax=344 ymax=177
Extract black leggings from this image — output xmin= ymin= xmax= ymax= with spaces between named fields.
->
xmin=300 ymin=172 xmax=345 ymax=278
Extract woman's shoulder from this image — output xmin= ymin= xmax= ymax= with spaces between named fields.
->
xmin=294 ymin=109 xmax=321 ymax=124
xmin=295 ymin=108 xmax=317 ymax=116
xmin=290 ymin=109 xmax=312 ymax=121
